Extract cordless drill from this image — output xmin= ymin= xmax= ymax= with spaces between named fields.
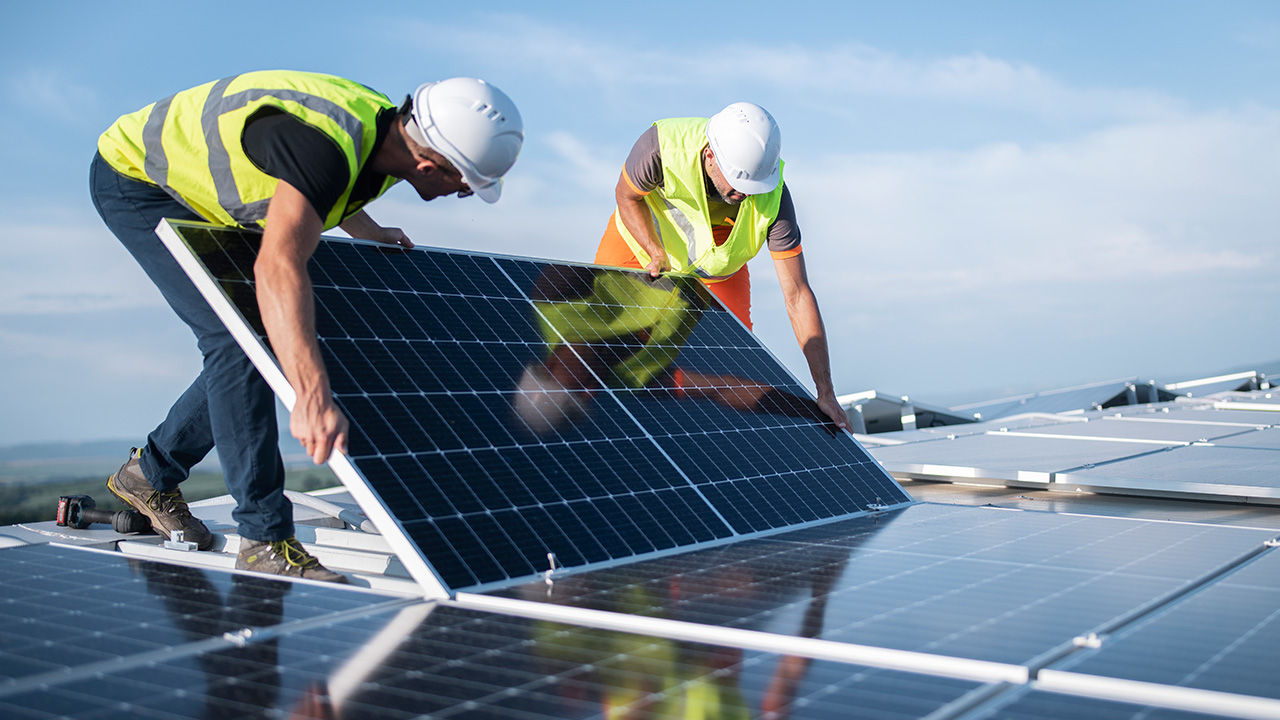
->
xmin=56 ymin=495 xmax=152 ymax=534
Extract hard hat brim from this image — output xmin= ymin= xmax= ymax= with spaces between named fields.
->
xmin=725 ymin=169 xmax=780 ymax=196
xmin=471 ymin=179 xmax=502 ymax=204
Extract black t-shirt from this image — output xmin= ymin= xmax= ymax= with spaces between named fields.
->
xmin=240 ymin=107 xmax=395 ymax=222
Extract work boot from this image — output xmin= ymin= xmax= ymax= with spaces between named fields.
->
xmin=107 ymin=448 xmax=214 ymax=551
xmin=236 ymin=537 xmax=349 ymax=584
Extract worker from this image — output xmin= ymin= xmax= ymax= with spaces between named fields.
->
xmin=90 ymin=71 xmax=523 ymax=582
xmin=594 ymin=103 xmax=848 ymax=431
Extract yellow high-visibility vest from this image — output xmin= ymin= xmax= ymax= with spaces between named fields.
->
xmin=98 ymin=70 xmax=398 ymax=230
xmin=614 ymin=117 xmax=784 ymax=280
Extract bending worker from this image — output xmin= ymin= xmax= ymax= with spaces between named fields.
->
xmin=594 ymin=102 xmax=848 ymax=430
xmin=91 ymin=71 xmax=523 ymax=582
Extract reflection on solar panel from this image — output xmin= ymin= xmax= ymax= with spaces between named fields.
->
xmin=157 ymin=220 xmax=910 ymax=595
xmin=0 ymin=544 xmax=402 ymax=686
xmin=0 ymin=545 xmax=984 ymax=719
xmin=483 ymin=503 xmax=1277 ymax=666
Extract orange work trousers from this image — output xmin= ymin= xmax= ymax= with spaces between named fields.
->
xmin=594 ymin=213 xmax=753 ymax=329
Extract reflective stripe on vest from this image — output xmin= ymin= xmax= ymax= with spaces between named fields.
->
xmin=613 ymin=117 xmax=784 ymax=280
xmin=99 ymin=71 xmax=395 ymax=230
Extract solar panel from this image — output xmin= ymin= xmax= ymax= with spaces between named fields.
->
xmin=1001 ymin=417 xmax=1258 ymax=443
xmin=969 ymin=687 xmax=1236 ymax=719
xmin=1211 ymin=427 xmax=1280 ymax=449
xmin=0 ymin=544 xmax=996 ymax=719
xmin=1111 ymin=405 xmax=1280 ymax=427
xmin=1058 ymin=445 xmax=1280 ymax=503
xmin=1038 ymin=548 xmax=1280 ymax=703
xmin=0 ymin=583 xmax=985 ymax=720
xmin=0 ymin=544 xmax=402 ymax=687
xmin=156 ymin=220 xmax=910 ymax=595
xmin=481 ymin=503 xmax=1277 ymax=666
xmin=869 ymin=432 xmax=1172 ymax=486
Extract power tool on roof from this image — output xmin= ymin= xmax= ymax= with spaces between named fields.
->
xmin=56 ymin=494 xmax=152 ymax=535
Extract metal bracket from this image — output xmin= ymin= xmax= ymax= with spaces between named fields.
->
xmin=1073 ymin=632 xmax=1103 ymax=648
xmin=163 ymin=529 xmax=198 ymax=552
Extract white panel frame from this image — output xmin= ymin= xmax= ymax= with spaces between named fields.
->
xmin=156 ymin=219 xmax=450 ymax=599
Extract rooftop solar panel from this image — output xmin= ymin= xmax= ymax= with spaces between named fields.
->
xmin=969 ymin=687 xmax=1243 ymax=719
xmin=0 ymin=557 xmax=986 ymax=720
xmin=1038 ymin=547 xmax=1280 ymax=706
xmin=1109 ymin=405 xmax=1280 ymax=427
xmin=1003 ymin=417 xmax=1257 ymax=444
xmin=1057 ymin=445 xmax=1280 ymax=504
xmin=869 ymin=432 xmax=1172 ymax=485
xmin=0 ymin=544 xmax=402 ymax=688
xmin=481 ymin=503 xmax=1276 ymax=667
xmin=1211 ymin=427 xmax=1280 ymax=449
xmin=156 ymin=220 xmax=910 ymax=596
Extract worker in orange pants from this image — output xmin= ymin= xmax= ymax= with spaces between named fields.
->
xmin=593 ymin=103 xmax=847 ymax=431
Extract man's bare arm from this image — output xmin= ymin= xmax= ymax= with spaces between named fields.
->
xmin=773 ymin=252 xmax=849 ymax=432
xmin=339 ymin=209 xmax=413 ymax=248
xmin=256 ymin=180 xmax=349 ymax=463
xmin=615 ymin=170 xmax=668 ymax=278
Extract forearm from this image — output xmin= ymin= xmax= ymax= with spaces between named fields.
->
xmin=614 ymin=171 xmax=666 ymax=271
xmin=256 ymin=244 xmax=329 ymax=404
xmin=257 ymin=183 xmax=330 ymax=405
xmin=340 ymin=210 xmax=413 ymax=248
xmin=786 ymin=289 xmax=837 ymax=398
xmin=338 ymin=209 xmax=377 ymax=239
xmin=617 ymin=195 xmax=664 ymax=263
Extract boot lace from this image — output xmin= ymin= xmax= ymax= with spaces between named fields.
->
xmin=147 ymin=489 xmax=193 ymax=518
xmin=270 ymin=538 xmax=322 ymax=569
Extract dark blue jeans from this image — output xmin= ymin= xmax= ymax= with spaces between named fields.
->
xmin=89 ymin=153 xmax=292 ymax=542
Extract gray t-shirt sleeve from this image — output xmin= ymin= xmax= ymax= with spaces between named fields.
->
xmin=622 ymin=125 xmax=663 ymax=192
xmin=767 ymin=185 xmax=801 ymax=253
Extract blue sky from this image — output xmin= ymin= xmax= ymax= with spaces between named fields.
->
xmin=2 ymin=1 xmax=1278 ymax=445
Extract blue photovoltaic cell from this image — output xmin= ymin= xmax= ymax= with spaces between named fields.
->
xmin=497 ymin=503 xmax=1276 ymax=665
xmin=164 ymin=222 xmax=910 ymax=591
xmin=969 ymin=688 xmax=1224 ymax=719
xmin=1049 ymin=548 xmax=1280 ymax=701
xmin=0 ymin=544 xmax=399 ymax=686
xmin=0 ymin=594 xmax=981 ymax=719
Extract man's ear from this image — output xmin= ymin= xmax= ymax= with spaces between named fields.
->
xmin=414 ymin=156 xmax=438 ymax=175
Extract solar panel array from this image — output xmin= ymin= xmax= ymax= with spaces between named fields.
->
xmin=0 ymin=545 xmax=985 ymax=720
xmin=870 ymin=406 xmax=1280 ymax=503
xmin=490 ymin=502 xmax=1277 ymax=666
xmin=1041 ymin=548 xmax=1280 ymax=701
xmin=162 ymin=221 xmax=909 ymax=592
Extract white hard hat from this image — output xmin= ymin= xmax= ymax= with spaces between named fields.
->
xmin=705 ymin=102 xmax=781 ymax=195
xmin=406 ymin=77 xmax=523 ymax=203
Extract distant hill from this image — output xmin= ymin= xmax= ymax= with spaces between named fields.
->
xmin=0 ymin=439 xmax=139 ymax=463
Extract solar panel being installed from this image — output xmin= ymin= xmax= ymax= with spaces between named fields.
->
xmin=156 ymin=220 xmax=910 ymax=595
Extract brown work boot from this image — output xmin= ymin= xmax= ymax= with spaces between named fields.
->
xmin=106 ymin=447 xmax=214 ymax=551
xmin=236 ymin=537 xmax=349 ymax=584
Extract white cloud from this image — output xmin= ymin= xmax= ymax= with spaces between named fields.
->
xmin=6 ymin=66 xmax=100 ymax=126
xmin=543 ymin=131 xmax=620 ymax=193
xmin=791 ymin=108 xmax=1280 ymax=300
xmin=0 ymin=208 xmax=169 ymax=315
xmin=409 ymin=15 xmax=1182 ymax=124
